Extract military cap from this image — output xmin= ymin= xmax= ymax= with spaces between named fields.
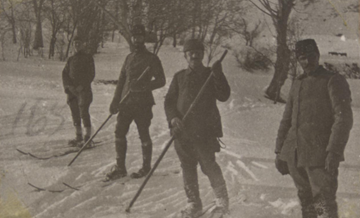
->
xmin=295 ymin=39 xmax=319 ymax=57
xmin=131 ymin=24 xmax=146 ymax=36
xmin=183 ymin=39 xmax=204 ymax=52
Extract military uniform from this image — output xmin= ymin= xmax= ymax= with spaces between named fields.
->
xmin=164 ymin=64 xmax=231 ymax=215
xmin=276 ymin=64 xmax=353 ymax=217
xmin=62 ymin=50 xmax=95 ymax=144
xmin=108 ymin=42 xmax=165 ymax=179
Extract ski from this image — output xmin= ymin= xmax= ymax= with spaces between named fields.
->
xmin=16 ymin=141 xmax=102 ymax=160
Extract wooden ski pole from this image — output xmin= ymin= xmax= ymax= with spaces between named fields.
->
xmin=67 ymin=66 xmax=151 ymax=166
xmin=125 ymin=50 xmax=228 ymax=213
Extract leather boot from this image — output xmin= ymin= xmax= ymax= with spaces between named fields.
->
xmin=213 ymin=184 xmax=229 ymax=214
xmin=314 ymin=198 xmax=338 ymax=218
xmin=105 ymin=138 xmax=127 ymax=181
xmin=131 ymin=141 xmax=152 ymax=179
xmin=83 ymin=126 xmax=94 ymax=147
xmin=181 ymin=184 xmax=202 ymax=218
xmin=68 ymin=126 xmax=83 ymax=147
xmin=301 ymin=204 xmax=317 ymax=218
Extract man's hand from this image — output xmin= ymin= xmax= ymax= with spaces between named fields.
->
xmin=109 ymin=101 xmax=119 ymax=114
xmin=325 ymin=152 xmax=340 ymax=175
xmin=171 ymin=117 xmax=183 ymax=137
xmin=275 ymin=154 xmax=289 ymax=175
xmin=211 ymin=60 xmax=223 ymax=78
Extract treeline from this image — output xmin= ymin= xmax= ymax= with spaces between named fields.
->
xmin=0 ymin=0 xmax=254 ymax=62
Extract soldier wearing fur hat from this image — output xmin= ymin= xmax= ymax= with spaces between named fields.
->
xmin=62 ymin=35 xmax=95 ymax=147
xmin=275 ymin=39 xmax=353 ymax=218
xmin=164 ymin=38 xmax=230 ymax=217
xmin=106 ymin=24 xmax=166 ymax=181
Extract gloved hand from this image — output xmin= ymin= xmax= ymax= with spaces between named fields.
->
xmin=211 ymin=60 xmax=223 ymax=78
xmin=109 ymin=101 xmax=119 ymax=114
xmin=275 ymin=154 xmax=289 ymax=175
xmin=325 ymin=152 xmax=340 ymax=175
xmin=75 ymin=85 xmax=83 ymax=93
xmin=171 ymin=117 xmax=183 ymax=137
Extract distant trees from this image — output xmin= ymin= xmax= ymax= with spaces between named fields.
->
xmin=0 ymin=0 xmax=250 ymax=62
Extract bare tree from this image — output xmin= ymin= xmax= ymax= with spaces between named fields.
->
xmin=32 ymin=0 xmax=45 ymax=51
xmin=0 ymin=0 xmax=19 ymax=43
xmin=187 ymin=0 xmax=245 ymax=64
xmin=249 ymin=0 xmax=295 ymax=103
xmin=43 ymin=0 xmax=67 ymax=59
xmin=144 ymin=0 xmax=193 ymax=54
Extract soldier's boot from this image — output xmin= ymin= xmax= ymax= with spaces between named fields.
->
xmin=314 ymin=198 xmax=338 ymax=218
xmin=212 ymin=184 xmax=230 ymax=215
xmin=181 ymin=184 xmax=202 ymax=218
xmin=301 ymin=204 xmax=317 ymax=218
xmin=105 ymin=138 xmax=127 ymax=181
xmin=82 ymin=126 xmax=94 ymax=148
xmin=131 ymin=141 xmax=152 ymax=179
xmin=68 ymin=126 xmax=83 ymax=147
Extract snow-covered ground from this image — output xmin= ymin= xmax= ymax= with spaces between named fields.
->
xmin=0 ymin=43 xmax=359 ymax=218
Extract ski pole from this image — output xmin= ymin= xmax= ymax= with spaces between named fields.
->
xmin=125 ymin=50 xmax=228 ymax=213
xmin=68 ymin=66 xmax=151 ymax=166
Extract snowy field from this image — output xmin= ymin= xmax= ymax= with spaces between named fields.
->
xmin=0 ymin=42 xmax=360 ymax=218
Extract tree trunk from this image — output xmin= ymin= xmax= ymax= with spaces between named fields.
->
xmin=33 ymin=0 xmax=44 ymax=50
xmin=65 ymin=26 xmax=77 ymax=59
xmin=10 ymin=7 xmax=17 ymax=44
xmin=265 ymin=0 xmax=294 ymax=103
xmin=48 ymin=35 xmax=56 ymax=59
xmin=172 ymin=33 xmax=177 ymax=47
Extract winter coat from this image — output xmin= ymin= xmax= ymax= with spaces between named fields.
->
xmin=276 ymin=66 xmax=353 ymax=167
xmin=62 ymin=51 xmax=95 ymax=93
xmin=111 ymin=46 xmax=165 ymax=107
xmin=164 ymin=66 xmax=231 ymax=141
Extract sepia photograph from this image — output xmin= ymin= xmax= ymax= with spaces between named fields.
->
xmin=0 ymin=0 xmax=359 ymax=217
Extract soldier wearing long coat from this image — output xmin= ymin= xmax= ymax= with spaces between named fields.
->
xmin=275 ymin=39 xmax=353 ymax=218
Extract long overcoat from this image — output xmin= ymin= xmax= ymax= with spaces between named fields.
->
xmin=276 ymin=66 xmax=353 ymax=167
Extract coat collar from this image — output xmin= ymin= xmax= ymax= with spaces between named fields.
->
xmin=296 ymin=65 xmax=325 ymax=80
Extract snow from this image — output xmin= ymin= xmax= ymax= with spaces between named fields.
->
xmin=0 ymin=42 xmax=360 ymax=218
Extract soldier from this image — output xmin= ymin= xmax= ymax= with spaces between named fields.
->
xmin=164 ymin=39 xmax=230 ymax=218
xmin=106 ymin=24 xmax=166 ymax=181
xmin=62 ymin=35 xmax=95 ymax=147
xmin=275 ymin=39 xmax=353 ymax=218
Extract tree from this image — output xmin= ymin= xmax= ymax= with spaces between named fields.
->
xmin=144 ymin=0 xmax=193 ymax=54
xmin=249 ymin=0 xmax=333 ymax=103
xmin=249 ymin=0 xmax=295 ymax=103
xmin=43 ymin=0 xmax=67 ymax=59
xmin=32 ymin=0 xmax=45 ymax=50
xmin=0 ymin=0 xmax=18 ymax=44
xmin=186 ymin=0 xmax=245 ymax=64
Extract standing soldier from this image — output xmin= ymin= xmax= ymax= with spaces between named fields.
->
xmin=275 ymin=39 xmax=353 ymax=218
xmin=106 ymin=24 xmax=166 ymax=181
xmin=62 ymin=35 xmax=95 ymax=147
xmin=164 ymin=39 xmax=230 ymax=218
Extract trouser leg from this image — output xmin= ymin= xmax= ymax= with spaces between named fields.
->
xmin=134 ymin=105 xmax=153 ymax=173
xmin=307 ymin=167 xmax=339 ymax=218
xmin=197 ymin=139 xmax=228 ymax=211
xmin=78 ymin=91 xmax=93 ymax=130
xmin=115 ymin=137 xmax=127 ymax=172
xmin=67 ymin=94 xmax=81 ymax=127
xmin=288 ymin=161 xmax=317 ymax=218
xmin=174 ymin=139 xmax=202 ymax=207
xmin=113 ymin=109 xmax=133 ymax=172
